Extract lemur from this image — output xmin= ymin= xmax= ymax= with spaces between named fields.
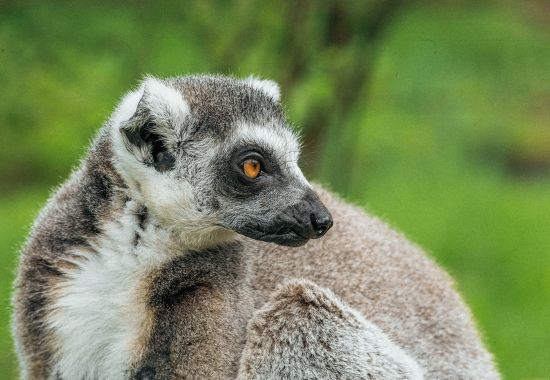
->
xmin=12 ymin=75 xmax=499 ymax=379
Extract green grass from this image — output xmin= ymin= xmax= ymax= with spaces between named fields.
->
xmin=1 ymin=1 xmax=549 ymax=378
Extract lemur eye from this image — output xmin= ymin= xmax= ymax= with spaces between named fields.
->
xmin=243 ymin=159 xmax=261 ymax=179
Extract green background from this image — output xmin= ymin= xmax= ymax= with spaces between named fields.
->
xmin=1 ymin=1 xmax=549 ymax=378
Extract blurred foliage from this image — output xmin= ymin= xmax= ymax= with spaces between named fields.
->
xmin=1 ymin=0 xmax=550 ymax=378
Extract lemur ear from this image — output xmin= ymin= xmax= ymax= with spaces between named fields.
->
xmin=118 ymin=76 xmax=190 ymax=172
xmin=246 ymin=76 xmax=281 ymax=102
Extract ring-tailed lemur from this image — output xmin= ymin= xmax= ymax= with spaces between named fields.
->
xmin=12 ymin=75 xmax=499 ymax=379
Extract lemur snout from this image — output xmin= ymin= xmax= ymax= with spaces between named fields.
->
xmin=233 ymin=188 xmax=333 ymax=247
xmin=311 ymin=212 xmax=333 ymax=238
xmin=288 ymin=190 xmax=333 ymax=240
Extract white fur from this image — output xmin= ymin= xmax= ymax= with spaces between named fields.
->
xmin=109 ymin=76 xmax=189 ymax=138
xmin=246 ymin=76 xmax=281 ymax=101
xmin=109 ymin=77 xmax=233 ymax=250
xmin=112 ymin=137 xmax=233 ymax=250
xmin=141 ymin=76 xmax=189 ymax=126
xmin=48 ymin=201 xmax=176 ymax=379
xmin=109 ymin=88 xmax=143 ymax=130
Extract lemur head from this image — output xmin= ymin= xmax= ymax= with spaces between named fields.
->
xmin=110 ymin=75 xmax=332 ymax=249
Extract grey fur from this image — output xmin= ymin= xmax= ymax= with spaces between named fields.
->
xmin=12 ymin=130 xmax=126 ymax=379
xmin=12 ymin=74 xmax=499 ymax=379
xmin=131 ymin=243 xmax=253 ymax=379
xmin=237 ymin=279 xmax=423 ymax=379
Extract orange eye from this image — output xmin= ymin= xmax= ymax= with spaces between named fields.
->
xmin=243 ymin=159 xmax=261 ymax=179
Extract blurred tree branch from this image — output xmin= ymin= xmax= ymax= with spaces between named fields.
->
xmin=281 ymin=0 xmax=411 ymax=177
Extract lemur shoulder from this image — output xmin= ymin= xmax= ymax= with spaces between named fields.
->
xmin=12 ymin=75 xmax=499 ymax=379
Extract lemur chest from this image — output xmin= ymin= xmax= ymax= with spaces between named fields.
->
xmin=49 ymin=203 xmax=252 ymax=379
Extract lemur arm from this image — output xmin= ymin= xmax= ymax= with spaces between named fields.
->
xmin=237 ymin=280 xmax=423 ymax=380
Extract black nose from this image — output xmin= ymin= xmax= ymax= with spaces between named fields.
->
xmin=310 ymin=212 xmax=333 ymax=238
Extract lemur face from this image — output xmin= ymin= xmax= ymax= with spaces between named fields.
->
xmin=111 ymin=75 xmax=332 ymax=249
xmin=213 ymin=120 xmax=333 ymax=247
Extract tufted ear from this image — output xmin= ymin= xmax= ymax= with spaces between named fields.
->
xmin=246 ymin=76 xmax=281 ymax=102
xmin=118 ymin=76 xmax=190 ymax=172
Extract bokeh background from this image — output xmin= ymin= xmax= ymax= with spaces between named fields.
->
xmin=1 ymin=0 xmax=549 ymax=378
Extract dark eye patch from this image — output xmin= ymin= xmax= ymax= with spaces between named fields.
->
xmin=214 ymin=143 xmax=284 ymax=199
xmin=233 ymin=144 xmax=279 ymax=173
